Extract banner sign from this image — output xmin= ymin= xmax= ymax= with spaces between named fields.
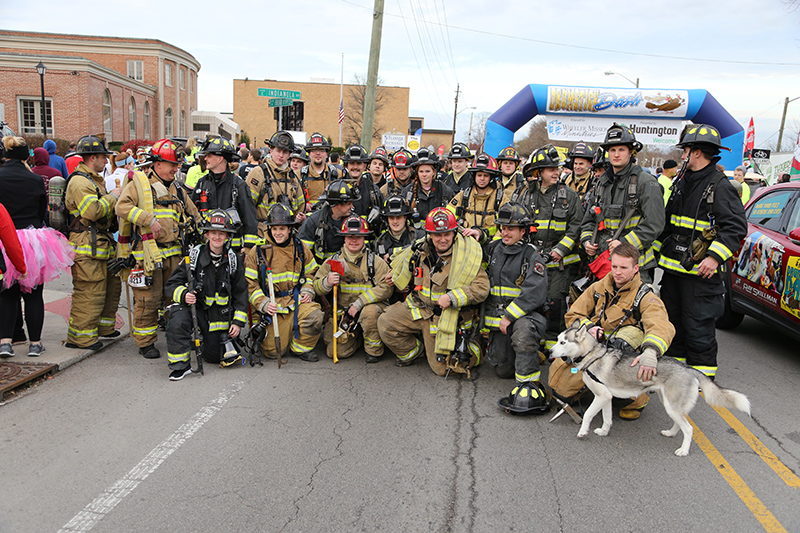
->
xmin=407 ymin=135 xmax=421 ymax=152
xmin=382 ymin=133 xmax=405 ymax=151
xmin=546 ymin=87 xmax=689 ymax=118
xmin=546 ymin=115 xmax=685 ymax=146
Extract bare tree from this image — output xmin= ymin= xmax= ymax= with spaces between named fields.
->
xmin=467 ymin=112 xmax=490 ymax=152
xmin=343 ymin=73 xmax=387 ymax=146
xmin=514 ymin=117 xmax=571 ymax=159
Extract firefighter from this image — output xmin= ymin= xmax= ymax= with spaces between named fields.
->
xmin=245 ymin=203 xmax=323 ymax=362
xmin=314 ymin=216 xmax=393 ymax=362
xmin=190 ymin=137 xmax=258 ymax=251
xmin=368 ymin=147 xmax=390 ymax=189
xmin=115 ymin=139 xmax=201 ymax=358
xmin=484 ymin=203 xmax=549 ymax=414
xmin=297 ymin=180 xmax=358 ymax=263
xmin=656 ymin=124 xmax=747 ymax=379
xmin=289 ymin=146 xmax=309 ymax=182
xmin=448 ymin=153 xmax=504 ymax=245
xmin=564 ymin=141 xmax=596 ymax=201
xmin=402 ymin=148 xmax=454 ymax=230
xmin=164 ymin=209 xmax=248 ymax=380
xmin=247 ymin=131 xmax=306 ymax=239
xmin=496 ymin=146 xmax=525 ymax=197
xmin=378 ymin=207 xmax=490 ymax=376
xmin=381 ymin=148 xmax=415 ymax=197
xmin=372 ymin=194 xmax=425 ymax=264
xmin=443 ymin=142 xmax=473 ymax=192
xmin=64 ymin=135 xmax=122 ymax=350
xmin=580 ymin=123 xmax=665 ymax=283
xmin=302 ymin=132 xmax=339 ymax=207
xmin=341 ymin=144 xmax=383 ymax=221
xmin=516 ymin=145 xmax=582 ymax=352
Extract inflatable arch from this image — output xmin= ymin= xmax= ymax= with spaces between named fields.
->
xmin=485 ymin=84 xmax=743 ymax=170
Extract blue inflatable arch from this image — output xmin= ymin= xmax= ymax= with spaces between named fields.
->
xmin=484 ymin=84 xmax=743 ymax=170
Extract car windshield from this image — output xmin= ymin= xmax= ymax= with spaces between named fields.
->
xmin=747 ymin=191 xmax=794 ymax=233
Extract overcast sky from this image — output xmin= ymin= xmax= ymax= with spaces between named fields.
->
xmin=3 ymin=0 xmax=800 ymax=150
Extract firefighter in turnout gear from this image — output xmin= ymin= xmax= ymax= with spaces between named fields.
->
xmin=313 ymin=216 xmax=393 ymax=362
xmin=115 ymin=138 xmax=201 ymax=358
xmin=302 ymin=132 xmax=339 ymax=207
xmin=368 ymin=147 xmax=390 ymax=189
xmin=65 ymin=135 xmax=122 ymax=349
xmin=378 ymin=208 xmax=490 ymax=376
xmin=448 ymin=154 xmax=503 ymax=245
xmin=443 ymin=142 xmax=473 ymax=192
xmin=485 ymin=202 xmax=550 ymax=414
xmin=373 ymin=194 xmax=425 ymax=264
xmin=341 ymin=144 xmax=384 ymax=221
xmin=245 ymin=204 xmax=323 ymax=362
xmin=402 ymin=148 xmax=454 ymax=230
xmin=381 ymin=148 xmax=416 ymax=197
xmin=247 ymin=131 xmax=307 ymax=237
xmin=165 ymin=210 xmax=249 ymax=380
xmin=190 ymin=137 xmax=259 ymax=251
xmin=656 ymin=124 xmax=747 ymax=379
xmin=564 ymin=141 xmax=596 ymax=201
xmin=496 ymin=146 xmax=525 ymax=198
xmin=516 ymin=145 xmax=582 ymax=352
xmin=580 ymin=123 xmax=665 ymax=282
xmin=297 ymin=179 xmax=358 ymax=263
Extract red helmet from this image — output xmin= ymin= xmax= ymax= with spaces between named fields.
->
xmin=470 ymin=153 xmax=499 ymax=175
xmin=151 ymin=139 xmax=181 ymax=164
xmin=425 ymin=207 xmax=458 ymax=234
xmin=339 ymin=215 xmax=371 ymax=236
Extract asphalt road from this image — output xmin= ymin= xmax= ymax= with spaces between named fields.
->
xmin=1 ymin=316 xmax=798 ymax=532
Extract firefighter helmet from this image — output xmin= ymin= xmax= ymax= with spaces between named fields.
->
xmin=567 ymin=141 xmax=595 ymax=162
xmin=381 ymin=194 xmax=413 ymax=217
xmin=470 ymin=153 xmax=499 ymax=175
xmin=200 ymin=209 xmax=237 ymax=233
xmin=151 ymin=138 xmax=181 ymax=164
xmin=497 ymin=382 xmax=550 ymax=415
xmin=369 ymin=146 xmax=390 ymax=165
xmin=339 ymin=215 xmax=371 ymax=236
xmin=522 ymin=145 xmax=563 ymax=177
xmin=264 ymin=203 xmax=297 ymax=226
xmin=412 ymin=147 xmax=440 ymax=170
xmin=425 ymin=207 xmax=458 ymax=234
xmin=290 ymin=146 xmax=309 ymax=163
xmin=592 ymin=147 xmax=608 ymax=168
xmin=391 ymin=148 xmax=415 ymax=169
xmin=305 ymin=132 xmax=331 ymax=152
xmin=447 ymin=142 xmax=472 ymax=161
xmin=675 ymin=124 xmax=730 ymax=152
xmin=495 ymin=202 xmax=533 ymax=227
xmin=325 ymin=180 xmax=360 ymax=203
xmin=599 ymin=122 xmax=643 ymax=152
xmin=75 ymin=134 xmax=114 ymax=156
xmin=496 ymin=146 xmax=521 ymax=163
xmin=267 ymin=131 xmax=295 ymax=152
xmin=341 ymin=144 xmax=369 ymax=163
xmin=198 ymin=137 xmax=239 ymax=162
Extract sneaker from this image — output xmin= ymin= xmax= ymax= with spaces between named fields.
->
xmin=169 ymin=368 xmax=192 ymax=381
xmin=139 ymin=344 xmax=161 ymax=359
xmin=65 ymin=341 xmax=104 ymax=350
xmin=28 ymin=343 xmax=45 ymax=357
xmin=100 ymin=330 xmax=121 ymax=338
xmin=0 ymin=343 xmax=14 ymax=358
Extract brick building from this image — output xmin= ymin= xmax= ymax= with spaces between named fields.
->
xmin=0 ymin=30 xmax=200 ymax=146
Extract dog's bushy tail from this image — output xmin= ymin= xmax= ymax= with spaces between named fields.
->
xmin=699 ymin=375 xmax=751 ymax=416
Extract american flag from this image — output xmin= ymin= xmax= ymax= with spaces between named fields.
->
xmin=338 ymin=101 xmax=344 ymax=124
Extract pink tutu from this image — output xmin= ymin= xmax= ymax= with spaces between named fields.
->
xmin=1 ymin=226 xmax=75 ymax=292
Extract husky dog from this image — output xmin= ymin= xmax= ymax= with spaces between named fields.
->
xmin=551 ymin=321 xmax=751 ymax=456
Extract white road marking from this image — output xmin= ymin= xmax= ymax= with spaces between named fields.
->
xmin=58 ymin=380 xmax=245 ymax=532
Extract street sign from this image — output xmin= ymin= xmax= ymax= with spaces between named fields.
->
xmin=269 ymin=98 xmax=294 ymax=108
xmin=258 ymin=88 xmax=301 ymax=99
xmin=752 ymin=149 xmax=771 ymax=160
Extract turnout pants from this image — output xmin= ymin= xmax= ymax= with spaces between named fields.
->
xmin=543 ymin=265 xmax=578 ymax=351
xmin=322 ymin=302 xmax=387 ymax=359
xmin=131 ymin=255 xmax=181 ymax=348
xmin=68 ymin=256 xmax=118 ymax=347
xmin=259 ymin=302 xmax=324 ymax=357
xmin=488 ymin=313 xmax=547 ymax=381
xmin=166 ymin=305 xmax=231 ymax=370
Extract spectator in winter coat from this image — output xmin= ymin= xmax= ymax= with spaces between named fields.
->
xmin=30 ymin=147 xmax=62 ymax=195
xmin=43 ymin=139 xmax=68 ymax=179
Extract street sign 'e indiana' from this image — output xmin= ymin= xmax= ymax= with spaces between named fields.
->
xmin=258 ymin=88 xmax=301 ymax=99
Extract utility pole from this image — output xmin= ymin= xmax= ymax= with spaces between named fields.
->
xmin=361 ymin=0 xmax=384 ymax=150
xmin=451 ymin=83 xmax=460 ymax=147
xmin=339 ymin=53 xmax=344 ymax=148
xmin=776 ymin=96 xmax=800 ymax=152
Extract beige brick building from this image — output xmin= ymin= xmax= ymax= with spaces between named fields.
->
xmin=0 ymin=30 xmax=199 ymax=145
xmin=233 ymin=78 xmax=410 ymax=151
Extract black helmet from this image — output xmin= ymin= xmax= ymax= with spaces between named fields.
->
xmin=391 ymin=148 xmax=415 ymax=169
xmin=495 ymin=202 xmax=533 ymax=227
xmin=200 ymin=209 xmax=237 ymax=233
xmin=412 ymin=147 xmax=440 ymax=170
xmin=268 ymin=131 xmax=295 ymax=152
xmin=592 ymin=147 xmax=608 ymax=168
xmin=341 ymin=144 xmax=369 ymax=163
xmin=265 ymin=203 xmax=297 ymax=226
xmin=75 ymin=134 xmax=114 ymax=156
xmin=325 ymin=180 xmax=360 ymax=203
xmin=369 ymin=147 xmax=390 ymax=165
xmin=290 ymin=146 xmax=309 ymax=163
xmin=198 ymin=137 xmax=239 ymax=162
xmin=497 ymin=382 xmax=550 ymax=415
xmin=381 ymin=194 xmax=413 ymax=217
xmin=339 ymin=215 xmax=371 ymax=236
xmin=567 ymin=141 xmax=595 ymax=162
xmin=496 ymin=146 xmax=521 ymax=163
xmin=675 ymin=124 xmax=730 ymax=153
xmin=599 ymin=123 xmax=643 ymax=152
xmin=305 ymin=132 xmax=331 ymax=152
xmin=522 ymin=145 xmax=562 ymax=177
xmin=447 ymin=142 xmax=472 ymax=161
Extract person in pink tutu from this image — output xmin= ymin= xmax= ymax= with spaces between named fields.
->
xmin=0 ymin=136 xmax=74 ymax=357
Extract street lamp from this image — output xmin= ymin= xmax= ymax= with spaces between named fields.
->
xmin=605 ymin=71 xmax=639 ymax=88
xmin=35 ymin=61 xmax=47 ymax=137
xmin=777 ymin=96 xmax=800 ymax=152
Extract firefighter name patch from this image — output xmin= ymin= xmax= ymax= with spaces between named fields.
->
xmin=533 ymin=261 xmax=546 ymax=276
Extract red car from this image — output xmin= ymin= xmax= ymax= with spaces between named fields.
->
xmin=718 ymin=181 xmax=800 ymax=341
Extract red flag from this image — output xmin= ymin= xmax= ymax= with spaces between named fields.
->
xmin=338 ymin=101 xmax=344 ymax=125
xmin=744 ymin=117 xmax=755 ymax=158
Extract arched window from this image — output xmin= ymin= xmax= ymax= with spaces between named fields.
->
xmin=103 ymin=89 xmax=112 ymax=141
xmin=180 ymin=110 xmax=186 ymax=136
xmin=129 ymin=97 xmax=136 ymax=139
xmin=144 ymin=101 xmax=151 ymax=139
xmin=165 ymin=107 xmax=173 ymax=137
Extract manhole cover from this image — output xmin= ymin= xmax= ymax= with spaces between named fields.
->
xmin=0 ymin=361 xmax=57 ymax=398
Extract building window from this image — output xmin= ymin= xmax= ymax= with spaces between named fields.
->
xmin=165 ymin=64 xmax=172 ymax=87
xmin=190 ymin=71 xmax=195 ymax=94
xmin=127 ymin=60 xmax=143 ymax=82
xmin=144 ymin=101 xmax=151 ymax=139
xmin=129 ymin=97 xmax=136 ymax=139
xmin=180 ymin=110 xmax=186 ymax=136
xmin=18 ymin=97 xmax=53 ymax=135
xmin=103 ymin=89 xmax=112 ymax=141
xmin=165 ymin=107 xmax=173 ymax=137
xmin=193 ymin=123 xmax=210 ymax=132
xmin=179 ymin=68 xmax=185 ymax=90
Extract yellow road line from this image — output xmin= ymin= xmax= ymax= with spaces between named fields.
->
xmin=711 ymin=406 xmax=800 ymax=489
xmin=689 ymin=417 xmax=786 ymax=533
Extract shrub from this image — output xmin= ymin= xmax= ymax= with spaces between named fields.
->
xmin=23 ymin=135 xmax=71 ymax=156
xmin=120 ymin=139 xmax=155 ymax=154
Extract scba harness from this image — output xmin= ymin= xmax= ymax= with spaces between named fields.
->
xmin=255 ymin=238 xmax=307 ymax=340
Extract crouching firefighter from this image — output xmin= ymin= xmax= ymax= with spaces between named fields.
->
xmin=164 ymin=209 xmax=248 ymax=380
xmin=245 ymin=204 xmax=323 ymax=363
xmin=486 ymin=202 xmax=550 ymax=414
xmin=314 ymin=216 xmax=393 ymax=363
xmin=378 ymin=207 xmax=489 ymax=376
xmin=115 ymin=138 xmax=201 ymax=359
